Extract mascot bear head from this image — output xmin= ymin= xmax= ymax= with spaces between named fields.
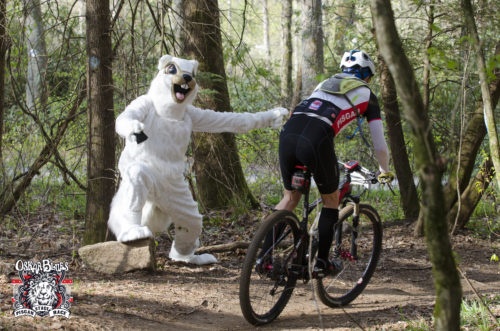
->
xmin=148 ymin=55 xmax=199 ymax=120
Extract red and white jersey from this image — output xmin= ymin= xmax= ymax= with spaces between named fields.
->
xmin=289 ymin=74 xmax=389 ymax=173
xmin=293 ymin=87 xmax=381 ymax=137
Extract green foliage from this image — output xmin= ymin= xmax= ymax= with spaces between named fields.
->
xmin=399 ymin=313 xmax=432 ymax=330
xmin=352 ymin=185 xmax=405 ymax=221
xmin=461 ymin=296 xmax=500 ymax=331
xmin=205 ymin=214 xmax=227 ymax=227
xmin=399 ymin=296 xmax=500 ymax=330
xmin=466 ymin=210 xmax=500 ymax=240
xmin=12 ymin=175 xmax=86 ymax=220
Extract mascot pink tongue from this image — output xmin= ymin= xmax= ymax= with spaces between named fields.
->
xmin=108 ymin=54 xmax=288 ymax=266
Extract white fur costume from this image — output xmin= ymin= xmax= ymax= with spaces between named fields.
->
xmin=108 ymin=55 xmax=287 ymax=265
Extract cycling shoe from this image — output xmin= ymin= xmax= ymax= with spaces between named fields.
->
xmin=312 ymin=258 xmax=343 ymax=278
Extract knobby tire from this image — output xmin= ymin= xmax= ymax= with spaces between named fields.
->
xmin=239 ymin=210 xmax=301 ymax=325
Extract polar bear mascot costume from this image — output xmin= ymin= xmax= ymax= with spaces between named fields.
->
xmin=108 ymin=55 xmax=287 ymax=265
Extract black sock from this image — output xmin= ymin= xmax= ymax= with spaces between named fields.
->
xmin=317 ymin=208 xmax=339 ymax=261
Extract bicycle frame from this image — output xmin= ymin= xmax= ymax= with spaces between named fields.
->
xmin=303 ymin=161 xmax=368 ymax=231
xmin=240 ymin=160 xmax=384 ymax=325
xmin=262 ymin=161 xmax=376 ymax=279
xmin=300 ymin=160 xmax=378 ymax=264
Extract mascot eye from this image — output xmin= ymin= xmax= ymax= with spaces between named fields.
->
xmin=166 ymin=64 xmax=177 ymax=75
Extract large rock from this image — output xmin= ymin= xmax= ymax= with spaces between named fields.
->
xmin=78 ymin=239 xmax=155 ymax=274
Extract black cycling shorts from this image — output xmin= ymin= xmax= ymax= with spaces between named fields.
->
xmin=279 ymin=114 xmax=339 ymax=195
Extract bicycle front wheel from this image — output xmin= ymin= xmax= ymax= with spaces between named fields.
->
xmin=314 ymin=203 xmax=382 ymax=307
xmin=239 ymin=210 xmax=301 ymax=325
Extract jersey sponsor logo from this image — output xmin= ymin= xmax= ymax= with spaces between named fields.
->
xmin=336 ymin=109 xmax=357 ymax=131
xmin=309 ymin=100 xmax=322 ymax=110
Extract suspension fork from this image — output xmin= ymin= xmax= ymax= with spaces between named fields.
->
xmin=351 ymin=200 xmax=360 ymax=260
xmin=335 ymin=197 xmax=360 ymax=260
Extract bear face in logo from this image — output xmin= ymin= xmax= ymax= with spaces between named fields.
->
xmin=27 ymin=274 xmax=59 ymax=311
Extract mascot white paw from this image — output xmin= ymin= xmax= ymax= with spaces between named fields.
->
xmin=169 ymin=244 xmax=217 ymax=265
xmin=270 ymin=107 xmax=289 ymax=128
xmin=116 ymin=226 xmax=153 ymax=242
xmin=108 ymin=54 xmax=288 ymax=266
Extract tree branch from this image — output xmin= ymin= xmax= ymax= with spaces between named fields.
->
xmin=144 ymin=0 xmax=169 ymax=53
xmin=0 ymin=79 xmax=86 ymax=216
xmin=195 ymin=241 xmax=249 ymax=254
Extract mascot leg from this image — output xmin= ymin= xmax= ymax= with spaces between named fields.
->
xmin=108 ymin=163 xmax=154 ymax=242
xmin=141 ymin=201 xmax=172 ymax=233
xmin=165 ymin=177 xmax=217 ymax=265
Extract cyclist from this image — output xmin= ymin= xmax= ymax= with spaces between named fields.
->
xmin=275 ymin=50 xmax=394 ymax=278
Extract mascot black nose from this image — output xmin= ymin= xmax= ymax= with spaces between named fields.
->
xmin=183 ymin=74 xmax=192 ymax=83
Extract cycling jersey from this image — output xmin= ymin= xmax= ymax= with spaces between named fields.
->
xmin=292 ymin=74 xmax=382 ymax=137
xmin=279 ymin=74 xmax=389 ymax=194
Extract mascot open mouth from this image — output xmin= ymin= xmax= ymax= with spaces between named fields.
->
xmin=173 ymin=83 xmax=190 ymax=102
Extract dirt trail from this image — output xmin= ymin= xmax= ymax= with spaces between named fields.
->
xmin=1 ymin=218 xmax=499 ymax=330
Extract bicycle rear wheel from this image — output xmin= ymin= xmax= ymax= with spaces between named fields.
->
xmin=314 ymin=203 xmax=382 ymax=307
xmin=239 ymin=210 xmax=301 ymax=325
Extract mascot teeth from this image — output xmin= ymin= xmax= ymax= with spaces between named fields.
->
xmin=174 ymin=84 xmax=190 ymax=101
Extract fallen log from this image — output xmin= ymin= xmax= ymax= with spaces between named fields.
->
xmin=195 ymin=241 xmax=250 ymax=254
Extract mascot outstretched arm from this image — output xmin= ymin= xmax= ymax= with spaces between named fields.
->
xmin=108 ymin=55 xmax=287 ymax=265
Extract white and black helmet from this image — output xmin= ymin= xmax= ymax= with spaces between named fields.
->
xmin=340 ymin=50 xmax=375 ymax=79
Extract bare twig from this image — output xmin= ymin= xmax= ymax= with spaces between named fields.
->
xmin=52 ymin=149 xmax=87 ymax=190
xmin=457 ymin=265 xmax=498 ymax=324
xmin=342 ymin=307 xmax=367 ymax=331
xmin=0 ymin=75 xmax=86 ymax=216
xmin=110 ymin=0 xmax=125 ymax=30
xmin=195 ymin=241 xmax=249 ymax=254
xmin=144 ymin=0 xmax=169 ymax=53
xmin=235 ymin=0 xmax=247 ymax=51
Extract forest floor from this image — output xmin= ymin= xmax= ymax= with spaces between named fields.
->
xmin=0 ymin=209 xmax=499 ymax=330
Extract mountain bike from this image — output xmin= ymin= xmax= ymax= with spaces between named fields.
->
xmin=239 ymin=160 xmax=383 ymax=325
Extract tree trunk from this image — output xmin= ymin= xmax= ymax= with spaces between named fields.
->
xmin=84 ymin=0 xmax=116 ymax=244
xmin=331 ymin=0 xmax=355 ymax=55
xmin=262 ymin=0 xmax=271 ymax=60
xmin=172 ymin=0 xmax=185 ymax=56
xmin=376 ymin=51 xmax=420 ymax=219
xmin=291 ymin=60 xmax=303 ymax=108
xmin=371 ymin=1 xmax=462 ymax=330
xmin=442 ymin=41 xmax=500 ymax=229
xmin=0 ymin=0 xmax=6 ymax=163
xmin=23 ymin=0 xmax=47 ymax=111
xmin=448 ymin=158 xmax=494 ymax=231
xmin=414 ymin=1 xmax=435 ymax=236
xmin=300 ymin=0 xmax=323 ymax=98
xmin=462 ymin=0 xmax=500 ymax=191
xmin=280 ymin=0 xmax=293 ymax=107
xmin=183 ymin=0 xmax=258 ymax=210
xmin=422 ymin=0 xmax=434 ymax=114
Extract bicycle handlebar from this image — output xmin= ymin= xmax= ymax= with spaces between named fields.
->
xmin=338 ymin=160 xmax=378 ymax=187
